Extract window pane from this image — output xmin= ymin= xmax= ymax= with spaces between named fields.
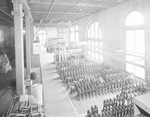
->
xmin=91 ymin=23 xmax=94 ymax=38
xmin=39 ymin=30 xmax=43 ymax=34
xmin=99 ymin=54 xmax=103 ymax=61
xmin=95 ymin=53 xmax=98 ymax=60
xmin=88 ymin=28 xmax=91 ymax=38
xmin=95 ymin=22 xmax=98 ymax=38
xmin=125 ymin=11 xmax=145 ymax=80
xmin=98 ymin=27 xmax=102 ymax=38
xmin=95 ymin=42 xmax=98 ymax=47
xmin=126 ymin=63 xmax=134 ymax=73
xmin=91 ymin=47 xmax=94 ymax=51
xmin=76 ymin=25 xmax=78 ymax=31
xmin=71 ymin=27 xmax=74 ymax=31
xmin=134 ymin=57 xmax=144 ymax=65
xmin=125 ymin=11 xmax=144 ymax=26
xmin=100 ymin=42 xmax=102 ymax=47
xmin=87 ymin=22 xmax=103 ymax=59
xmin=76 ymin=33 xmax=79 ymax=41
xmin=126 ymin=31 xmax=134 ymax=52
xmin=92 ymin=41 xmax=94 ymax=46
xmin=126 ymin=55 xmax=134 ymax=62
xmin=91 ymin=52 xmax=94 ymax=58
xmin=135 ymin=66 xmax=145 ymax=79
xmin=88 ymin=51 xmax=91 ymax=56
xmin=71 ymin=33 xmax=74 ymax=42
xmin=135 ymin=30 xmax=145 ymax=55
xmin=88 ymin=40 xmax=90 ymax=46
xmin=95 ymin=47 xmax=98 ymax=52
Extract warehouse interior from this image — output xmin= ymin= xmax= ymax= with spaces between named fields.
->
xmin=0 ymin=0 xmax=150 ymax=117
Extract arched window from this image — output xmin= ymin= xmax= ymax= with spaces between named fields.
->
xmin=70 ymin=26 xmax=74 ymax=42
xmin=38 ymin=29 xmax=46 ymax=44
xmin=70 ymin=25 xmax=79 ymax=42
xmin=125 ymin=11 xmax=144 ymax=26
xmin=125 ymin=11 xmax=145 ymax=79
xmin=58 ymin=28 xmax=68 ymax=42
xmin=87 ymin=21 xmax=102 ymax=60
xmin=58 ymin=28 xmax=63 ymax=38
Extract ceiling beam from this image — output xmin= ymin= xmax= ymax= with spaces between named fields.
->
xmin=0 ymin=17 xmax=13 ymax=23
xmin=31 ymin=11 xmax=83 ymax=15
xmin=21 ymin=0 xmax=33 ymax=21
xmin=33 ymin=22 xmax=68 ymax=27
xmin=28 ymin=1 xmax=102 ymax=8
xmin=0 ymin=9 xmax=14 ymax=19
xmin=44 ymin=0 xmax=57 ymax=21
xmin=0 ymin=22 xmax=14 ymax=25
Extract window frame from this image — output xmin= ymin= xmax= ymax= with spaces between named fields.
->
xmin=125 ymin=11 xmax=145 ymax=79
xmin=86 ymin=21 xmax=103 ymax=61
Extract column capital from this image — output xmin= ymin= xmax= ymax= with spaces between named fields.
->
xmin=13 ymin=11 xmax=24 ymax=17
xmin=13 ymin=0 xmax=24 ymax=16
xmin=13 ymin=0 xmax=23 ymax=7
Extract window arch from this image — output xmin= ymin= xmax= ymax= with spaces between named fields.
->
xmin=125 ymin=11 xmax=144 ymax=26
xmin=86 ymin=21 xmax=102 ymax=60
xmin=125 ymin=11 xmax=145 ymax=79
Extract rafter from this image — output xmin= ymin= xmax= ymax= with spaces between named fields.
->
xmin=28 ymin=1 xmax=102 ymax=8
xmin=31 ymin=11 xmax=83 ymax=15
xmin=44 ymin=0 xmax=57 ymax=21
xmin=0 ymin=16 xmax=13 ymax=23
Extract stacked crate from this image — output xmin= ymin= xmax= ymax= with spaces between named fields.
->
xmin=0 ymin=54 xmax=12 ymax=73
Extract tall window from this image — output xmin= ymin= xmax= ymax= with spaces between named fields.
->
xmin=38 ymin=29 xmax=46 ymax=44
xmin=87 ymin=22 xmax=102 ymax=60
xmin=125 ymin=11 xmax=145 ymax=79
xmin=58 ymin=29 xmax=63 ymax=38
xmin=75 ymin=25 xmax=79 ymax=41
xmin=58 ymin=28 xmax=68 ymax=42
xmin=70 ymin=26 xmax=74 ymax=42
xmin=70 ymin=25 xmax=79 ymax=42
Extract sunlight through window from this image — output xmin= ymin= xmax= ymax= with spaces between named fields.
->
xmin=87 ymin=22 xmax=103 ymax=61
xmin=125 ymin=11 xmax=144 ymax=26
xmin=125 ymin=11 xmax=145 ymax=79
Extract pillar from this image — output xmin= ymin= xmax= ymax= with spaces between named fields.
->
xmin=25 ymin=14 xmax=31 ymax=76
xmin=13 ymin=0 xmax=25 ymax=95
xmin=30 ymin=21 xmax=34 ymax=55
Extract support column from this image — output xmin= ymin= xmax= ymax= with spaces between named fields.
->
xmin=25 ymin=14 xmax=31 ymax=76
xmin=30 ymin=21 xmax=34 ymax=55
xmin=13 ymin=0 xmax=25 ymax=95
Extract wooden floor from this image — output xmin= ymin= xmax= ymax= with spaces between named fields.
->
xmin=40 ymin=53 xmax=77 ymax=117
xmin=67 ymin=89 xmax=118 ymax=117
xmin=40 ymin=53 xmax=119 ymax=117
xmin=0 ymin=69 xmax=16 ymax=115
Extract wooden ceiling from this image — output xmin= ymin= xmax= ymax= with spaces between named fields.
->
xmin=27 ymin=0 xmax=127 ymax=25
xmin=0 ymin=0 xmax=128 ymax=26
xmin=0 ymin=0 xmax=13 ymax=26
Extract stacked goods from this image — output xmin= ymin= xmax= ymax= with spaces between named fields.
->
xmin=0 ymin=54 xmax=12 ymax=73
xmin=7 ymin=94 xmax=44 ymax=117
xmin=85 ymin=82 xmax=150 ymax=117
